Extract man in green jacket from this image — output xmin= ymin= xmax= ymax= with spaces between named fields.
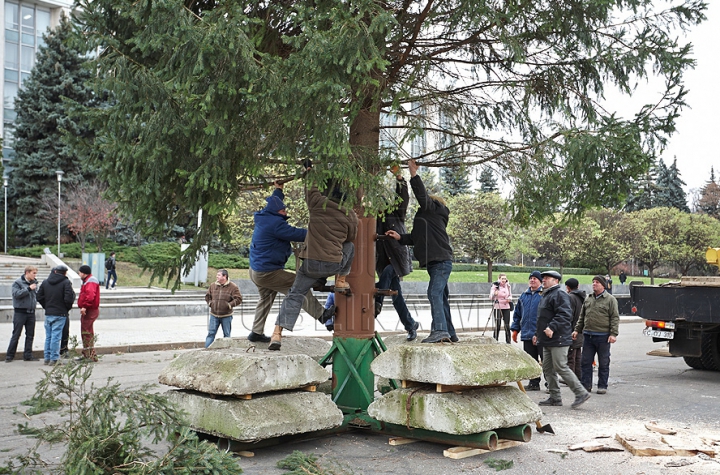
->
xmin=572 ymin=275 xmax=619 ymax=395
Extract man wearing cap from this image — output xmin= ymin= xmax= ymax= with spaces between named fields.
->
xmin=534 ymin=270 xmax=590 ymax=408
xmin=248 ymin=182 xmax=334 ymax=342
xmin=510 ymin=270 xmax=544 ymax=390
xmin=572 ymin=275 xmax=619 ymax=394
xmin=77 ymin=265 xmax=100 ymax=362
xmin=565 ymin=278 xmax=586 ymax=380
xmin=37 ymin=266 xmax=75 ymax=365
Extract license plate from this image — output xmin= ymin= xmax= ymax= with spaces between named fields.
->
xmin=643 ymin=327 xmax=674 ymax=339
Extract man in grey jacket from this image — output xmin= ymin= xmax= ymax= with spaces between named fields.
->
xmin=5 ymin=266 xmax=39 ymax=362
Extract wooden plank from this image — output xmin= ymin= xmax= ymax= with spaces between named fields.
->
xmin=401 ymin=380 xmax=425 ymax=389
xmin=645 ymin=422 xmax=677 ymax=435
xmin=443 ymin=440 xmax=522 ymax=459
xmin=389 ymin=437 xmax=418 ymax=446
xmin=234 ymin=394 xmax=252 ymax=400
xmin=301 ymin=385 xmax=317 ymax=392
xmin=615 ymin=433 xmax=676 ymax=456
xmin=569 ymin=440 xmax=625 ymax=452
xmin=680 ymin=276 xmax=720 ymax=287
xmin=661 ymin=435 xmax=717 ymax=457
xmin=237 ymin=451 xmax=254 ymax=457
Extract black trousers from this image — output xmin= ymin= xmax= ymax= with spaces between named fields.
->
xmin=6 ymin=311 xmax=36 ymax=360
xmin=493 ymin=308 xmax=511 ymax=343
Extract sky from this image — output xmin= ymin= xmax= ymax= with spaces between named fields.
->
xmin=652 ymin=2 xmax=719 ymax=195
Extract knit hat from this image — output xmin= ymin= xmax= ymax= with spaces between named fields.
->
xmin=565 ymin=278 xmax=579 ymax=290
xmin=265 ymin=195 xmax=286 ymax=214
xmin=53 ymin=265 xmax=68 ymax=274
xmin=79 ymin=265 xmax=92 ymax=274
xmin=540 ymin=270 xmax=562 ymax=280
xmin=592 ymin=275 xmax=608 ymax=289
xmin=529 ymin=271 xmax=542 ymax=281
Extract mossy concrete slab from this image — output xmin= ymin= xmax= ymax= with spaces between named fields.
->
xmin=167 ymin=389 xmax=343 ymax=442
xmin=367 ymin=386 xmax=542 ymax=435
xmin=381 ymin=333 xmax=496 ymax=348
xmin=208 ymin=336 xmax=331 ymax=362
xmin=159 ymin=349 xmax=330 ymax=396
xmin=371 ymin=342 xmax=541 ymax=386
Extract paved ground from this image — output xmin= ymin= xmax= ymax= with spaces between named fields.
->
xmin=2 ymin=321 xmax=719 ymax=474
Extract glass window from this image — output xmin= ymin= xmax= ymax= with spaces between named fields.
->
xmin=5 ymin=3 xmax=19 ymax=31
xmin=4 ymin=81 xmax=18 ymax=109
xmin=3 ymin=126 xmax=15 ymax=147
xmin=36 ymin=10 xmax=50 ymax=36
xmin=5 ymin=30 xmax=19 ymax=42
xmin=4 ymin=109 xmax=17 ymax=122
xmin=4 ymin=69 xmax=18 ymax=82
xmin=5 ymin=43 xmax=19 ymax=69
xmin=21 ymin=32 xmax=35 ymax=46
xmin=21 ymin=6 xmax=34 ymax=33
xmin=20 ymin=72 xmax=30 ymax=83
xmin=20 ymin=45 xmax=34 ymax=71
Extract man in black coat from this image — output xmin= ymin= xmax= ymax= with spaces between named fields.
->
xmin=565 ymin=278 xmax=586 ymax=380
xmin=533 ymin=270 xmax=590 ymax=408
xmin=37 ymin=266 xmax=76 ymax=365
xmin=375 ymin=168 xmax=419 ymax=341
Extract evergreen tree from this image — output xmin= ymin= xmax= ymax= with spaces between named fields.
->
xmin=478 ymin=167 xmax=498 ymax=193
xmin=9 ymin=16 xmax=95 ymax=244
xmin=655 ymin=157 xmax=689 ymax=212
xmin=698 ymin=167 xmax=720 ymax=219
xmin=625 ymin=166 xmax=657 ymax=212
xmin=440 ymin=161 xmax=471 ymax=196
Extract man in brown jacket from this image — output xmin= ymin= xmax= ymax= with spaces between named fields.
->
xmin=204 ymin=269 xmax=243 ymax=347
xmin=269 ymin=168 xmax=358 ymax=350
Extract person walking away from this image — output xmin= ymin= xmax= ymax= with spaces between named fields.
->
xmin=386 ymin=159 xmax=456 ymax=343
xmin=534 ymin=270 xmax=590 ymax=408
xmin=76 ymin=265 xmax=100 ymax=362
xmin=618 ymin=271 xmax=627 ymax=285
xmin=269 ymin=163 xmax=358 ymax=351
xmin=573 ymin=275 xmax=619 ymax=394
xmin=105 ymin=252 xmax=118 ymax=290
xmin=490 ymin=273 xmax=512 ymax=343
xmin=5 ymin=266 xmax=39 ymax=362
xmin=375 ymin=167 xmax=419 ymax=341
xmin=565 ymin=278 xmax=586 ymax=380
xmin=248 ymin=181 xmax=333 ymax=342
xmin=510 ymin=270 xmax=544 ymax=390
xmin=37 ymin=266 xmax=75 ymax=366
xmin=204 ymin=269 xmax=243 ymax=347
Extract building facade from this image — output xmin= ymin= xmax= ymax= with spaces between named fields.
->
xmin=1 ymin=0 xmax=72 ymax=169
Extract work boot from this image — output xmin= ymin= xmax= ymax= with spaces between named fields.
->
xmin=320 ymin=305 xmax=336 ymax=324
xmin=247 ymin=332 xmax=271 ymax=343
xmin=571 ymin=392 xmax=591 ymax=408
xmin=407 ymin=321 xmax=419 ymax=341
xmin=538 ymin=398 xmax=562 ymax=406
xmin=526 ymin=383 xmax=541 ymax=391
xmin=374 ymin=301 xmax=383 ymax=317
xmin=421 ymin=331 xmax=451 ymax=343
xmin=334 ymin=274 xmax=350 ymax=290
xmin=268 ymin=325 xmax=283 ymax=351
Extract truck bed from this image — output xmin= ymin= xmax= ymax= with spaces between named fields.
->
xmin=630 ymin=283 xmax=720 ymax=324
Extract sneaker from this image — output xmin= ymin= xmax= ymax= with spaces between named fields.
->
xmin=538 ymin=398 xmax=562 ymax=406
xmin=526 ymin=384 xmax=541 ymax=391
xmin=421 ymin=331 xmax=451 ymax=343
xmin=596 ymin=388 xmax=607 ymax=394
xmin=23 ymin=357 xmax=40 ymax=362
xmin=4 ymin=358 xmax=12 ymax=363
xmin=406 ymin=321 xmax=419 ymax=341
xmin=247 ymin=332 xmax=271 ymax=343
xmin=571 ymin=392 xmax=591 ymax=408
xmin=320 ymin=305 xmax=336 ymax=324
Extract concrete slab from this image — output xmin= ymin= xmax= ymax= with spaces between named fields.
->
xmin=381 ymin=332 xmax=496 ymax=348
xmin=367 ymin=386 xmax=542 ymax=435
xmin=167 ymin=389 xmax=343 ymax=442
xmin=159 ymin=349 xmax=330 ymax=396
xmin=371 ymin=342 xmax=542 ymax=386
xmin=208 ymin=336 xmax=332 ymax=362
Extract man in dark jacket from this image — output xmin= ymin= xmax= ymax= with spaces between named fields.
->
xmin=37 ymin=266 xmax=75 ymax=366
xmin=6 ymin=265 xmax=39 ymax=362
xmin=565 ymin=278 xmax=586 ymax=380
xmin=248 ymin=182 xmax=332 ymax=342
xmin=510 ymin=270 xmax=543 ymax=389
xmin=375 ymin=169 xmax=418 ymax=341
xmin=386 ymin=159 xmax=456 ymax=343
xmin=533 ymin=270 xmax=590 ymax=408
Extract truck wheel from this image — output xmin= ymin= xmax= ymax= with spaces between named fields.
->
xmin=700 ymin=333 xmax=720 ymax=371
xmin=683 ymin=356 xmax=706 ymax=370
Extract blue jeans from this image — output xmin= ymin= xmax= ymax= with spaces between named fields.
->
xmin=205 ymin=315 xmax=232 ymax=348
xmin=106 ymin=269 xmax=117 ymax=289
xmin=581 ymin=332 xmax=612 ymax=390
xmin=44 ymin=315 xmax=66 ymax=362
xmin=375 ymin=264 xmax=416 ymax=332
xmin=276 ymin=242 xmax=354 ymax=331
xmin=426 ymin=260 xmax=455 ymax=336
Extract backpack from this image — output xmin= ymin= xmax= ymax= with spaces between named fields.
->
xmin=105 ymin=258 xmax=112 ymax=270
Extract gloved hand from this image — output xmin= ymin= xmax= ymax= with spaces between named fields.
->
xmin=512 ymin=330 xmax=518 ymax=343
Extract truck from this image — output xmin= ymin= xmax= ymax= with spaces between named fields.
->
xmin=629 ymin=248 xmax=720 ymax=371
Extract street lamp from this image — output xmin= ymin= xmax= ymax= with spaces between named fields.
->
xmin=3 ymin=175 xmax=7 ymax=254
xmin=56 ymin=170 xmax=64 ymax=256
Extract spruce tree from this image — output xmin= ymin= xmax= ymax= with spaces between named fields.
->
xmin=9 ymin=16 xmax=95 ymax=244
xmin=656 ymin=157 xmax=689 ymax=212
xmin=698 ymin=167 xmax=720 ymax=219
xmin=440 ymin=161 xmax=471 ymax=196
xmin=625 ymin=163 xmax=658 ymax=212
xmin=478 ymin=167 xmax=499 ymax=193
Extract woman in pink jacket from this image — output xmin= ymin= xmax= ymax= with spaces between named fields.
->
xmin=490 ymin=273 xmax=513 ymax=343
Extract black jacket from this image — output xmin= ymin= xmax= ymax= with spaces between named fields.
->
xmin=12 ymin=275 xmax=37 ymax=312
xmin=398 ymin=175 xmax=453 ymax=268
xmin=535 ymin=284 xmax=573 ymax=347
xmin=37 ymin=272 xmax=75 ymax=317
xmin=568 ymin=289 xmax=587 ymax=349
xmin=376 ymin=178 xmax=413 ymax=277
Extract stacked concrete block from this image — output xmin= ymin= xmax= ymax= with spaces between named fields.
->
xmin=160 ymin=337 xmax=342 ymax=441
xmin=368 ymin=342 xmax=542 ymax=436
